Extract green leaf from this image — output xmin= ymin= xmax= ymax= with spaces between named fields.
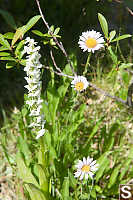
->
xmin=121 ymin=71 xmax=129 ymax=85
xmin=6 ymin=61 xmax=16 ymax=69
xmin=12 ymin=16 xmax=41 ymax=46
xmin=0 ymin=9 xmax=17 ymax=30
xmin=21 ymin=107 xmax=28 ymax=117
xmin=119 ymin=159 xmax=132 ymax=180
xmin=0 ymin=34 xmax=11 ymax=50
xmin=54 ymin=27 xmax=60 ymax=35
xmin=11 ymin=26 xmax=25 ymax=46
xmin=58 ymin=82 xmax=70 ymax=99
xmin=48 ymin=25 xmax=54 ymax=34
xmin=90 ymin=187 xmax=97 ymax=199
xmin=32 ymin=30 xmax=44 ymax=37
xmin=50 ymin=38 xmax=56 ymax=46
xmin=4 ymin=32 xmax=14 ymax=39
xmin=119 ymin=63 xmax=133 ymax=70
xmin=24 ymin=15 xmax=41 ymax=34
xmin=96 ymin=159 xmax=109 ymax=182
xmin=18 ymin=136 xmax=32 ymax=166
xmin=98 ymin=13 xmax=108 ymax=38
xmin=111 ymin=34 xmax=132 ymax=42
xmin=19 ymin=59 xmax=26 ymax=66
xmin=88 ymin=117 xmax=104 ymax=142
xmin=16 ymin=152 xmax=39 ymax=187
xmin=61 ymin=177 xmax=69 ymax=199
xmin=109 ymin=30 xmax=116 ymax=42
xmin=47 ymin=87 xmax=60 ymax=124
xmin=0 ymin=56 xmax=15 ymax=61
xmin=43 ymin=40 xmax=49 ymax=45
xmin=25 ymin=183 xmax=47 ymax=200
xmin=15 ymin=40 xmax=25 ymax=58
xmin=95 ymin=185 xmax=103 ymax=194
xmin=43 ymin=33 xmax=52 ymax=38
xmin=0 ymin=52 xmax=10 ymax=56
xmin=96 ymin=152 xmax=111 ymax=182
xmin=108 ymin=164 xmax=121 ymax=188
xmin=36 ymin=164 xmax=49 ymax=193
xmin=104 ymin=123 xmax=119 ymax=151
xmin=0 ymin=46 xmax=9 ymax=51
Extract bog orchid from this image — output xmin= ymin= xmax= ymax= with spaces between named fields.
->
xmin=23 ymin=37 xmax=45 ymax=139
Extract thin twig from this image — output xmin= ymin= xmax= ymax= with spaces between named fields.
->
xmin=35 ymin=0 xmax=76 ymax=76
xmin=126 ymin=7 xmax=133 ymax=16
xmin=50 ymin=50 xmax=62 ymax=73
xmin=89 ymin=82 xmax=127 ymax=105
xmin=43 ymin=65 xmax=74 ymax=79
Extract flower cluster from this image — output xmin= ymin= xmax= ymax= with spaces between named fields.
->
xmin=74 ymin=156 xmax=99 ymax=180
xmin=23 ymin=37 xmax=45 ymax=139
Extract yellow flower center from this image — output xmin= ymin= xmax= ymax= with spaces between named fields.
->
xmin=85 ymin=38 xmax=97 ymax=48
xmin=75 ymin=82 xmax=84 ymax=91
xmin=82 ymin=165 xmax=90 ymax=172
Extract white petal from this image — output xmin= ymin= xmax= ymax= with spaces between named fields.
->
xmin=90 ymin=160 xmax=96 ymax=166
xmin=79 ymin=172 xmax=85 ymax=180
xmin=88 ymin=171 xmax=94 ymax=179
xmin=74 ymin=170 xmax=81 ymax=178
xmin=83 ymin=157 xmax=87 ymax=165
xmin=85 ymin=173 xmax=88 ymax=180
xmin=87 ymin=157 xmax=93 ymax=165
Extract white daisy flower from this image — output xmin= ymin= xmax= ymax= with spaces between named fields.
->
xmin=71 ymin=76 xmax=89 ymax=92
xmin=74 ymin=156 xmax=99 ymax=180
xmin=78 ymin=30 xmax=104 ymax=53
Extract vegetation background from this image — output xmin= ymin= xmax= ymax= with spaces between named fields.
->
xmin=0 ymin=0 xmax=133 ymax=199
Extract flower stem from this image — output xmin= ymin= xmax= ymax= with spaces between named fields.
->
xmin=88 ymin=179 xmax=94 ymax=200
xmin=83 ymin=53 xmax=91 ymax=76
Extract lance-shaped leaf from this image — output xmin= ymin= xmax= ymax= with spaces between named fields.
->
xmin=108 ymin=164 xmax=121 ymax=188
xmin=12 ymin=15 xmax=41 ymax=46
xmin=15 ymin=40 xmax=25 ymax=59
xmin=111 ymin=34 xmax=132 ymax=43
xmin=16 ymin=152 xmax=39 ymax=187
xmin=11 ymin=26 xmax=25 ymax=46
xmin=0 ymin=56 xmax=15 ymax=61
xmin=98 ymin=13 xmax=108 ymax=38
xmin=36 ymin=164 xmax=49 ymax=193
xmin=25 ymin=183 xmax=47 ymax=200
xmin=4 ymin=32 xmax=14 ymax=39
xmin=0 ymin=46 xmax=9 ymax=51
xmin=6 ymin=61 xmax=16 ymax=69
xmin=0 ymin=34 xmax=11 ymax=50
xmin=32 ymin=30 xmax=44 ymax=37
xmin=109 ymin=30 xmax=116 ymax=42
xmin=0 ymin=52 xmax=10 ymax=56
xmin=23 ymin=15 xmax=41 ymax=35
xmin=61 ymin=177 xmax=70 ymax=200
